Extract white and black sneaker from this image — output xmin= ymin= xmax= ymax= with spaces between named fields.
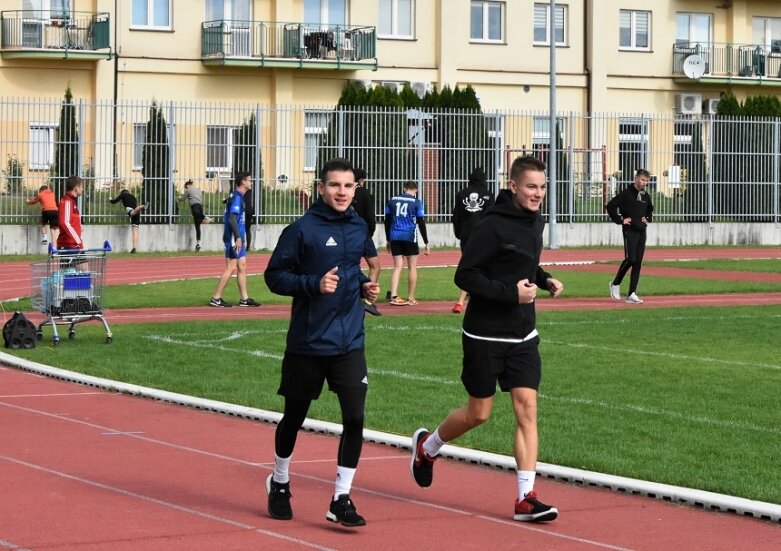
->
xmin=514 ymin=491 xmax=558 ymax=522
xmin=609 ymin=282 xmax=621 ymax=301
xmin=626 ymin=293 xmax=644 ymax=304
xmin=266 ymin=474 xmax=293 ymax=520
xmin=209 ymin=297 xmax=232 ymax=307
xmin=195 ymin=243 xmax=201 ymax=252
xmin=326 ymin=494 xmax=366 ymax=527
xmin=239 ymin=297 xmax=261 ymax=307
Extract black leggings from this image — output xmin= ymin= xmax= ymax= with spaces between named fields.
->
xmin=613 ymin=230 xmax=646 ymax=295
xmin=274 ymin=388 xmax=366 ymax=468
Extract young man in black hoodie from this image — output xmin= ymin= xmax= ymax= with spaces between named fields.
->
xmin=606 ymin=169 xmax=653 ymax=304
xmin=410 ymin=156 xmax=563 ymax=522
xmin=451 ymin=167 xmax=495 ymax=313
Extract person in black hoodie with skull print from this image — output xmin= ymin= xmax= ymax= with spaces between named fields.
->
xmin=606 ymin=169 xmax=653 ymax=304
xmin=450 ymin=167 xmax=495 ymax=313
xmin=410 ymin=155 xmax=563 ymax=523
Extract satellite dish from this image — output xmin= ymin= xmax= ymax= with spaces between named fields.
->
xmin=682 ymin=55 xmax=706 ymax=79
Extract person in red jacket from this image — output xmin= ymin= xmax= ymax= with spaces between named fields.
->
xmin=26 ymin=184 xmax=59 ymax=245
xmin=57 ymin=176 xmax=84 ymax=250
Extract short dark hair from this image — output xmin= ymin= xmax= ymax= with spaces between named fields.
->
xmin=65 ymin=176 xmax=83 ymax=192
xmin=39 ymin=185 xmax=49 ymax=192
xmin=510 ymin=156 xmax=546 ymax=182
xmin=635 ymin=169 xmax=651 ymax=178
xmin=320 ymin=158 xmax=354 ymax=183
xmin=354 ymin=167 xmax=367 ymax=182
xmin=184 ymin=180 xmax=193 ymax=187
xmin=403 ymin=180 xmax=418 ymax=191
xmin=235 ymin=172 xmax=251 ymax=187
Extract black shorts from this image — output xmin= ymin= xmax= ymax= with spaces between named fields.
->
xmin=125 ymin=207 xmax=141 ymax=227
xmin=390 ymin=240 xmax=419 ymax=257
xmin=191 ymin=203 xmax=205 ymax=224
xmin=461 ymin=333 xmax=542 ymax=398
xmin=41 ymin=210 xmax=58 ymax=228
xmin=278 ymin=348 xmax=368 ymax=401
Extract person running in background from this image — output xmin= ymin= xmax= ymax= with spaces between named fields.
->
xmin=606 ymin=169 xmax=653 ymax=304
xmin=351 ymin=167 xmax=382 ymax=316
xmin=410 ymin=156 xmax=563 ymax=523
xmin=57 ymin=176 xmax=84 ymax=250
xmin=451 ymin=167 xmax=495 ymax=314
xmin=26 ymin=184 xmax=59 ymax=245
xmin=109 ymin=189 xmax=148 ymax=254
xmin=384 ymin=180 xmax=429 ymax=306
xmin=209 ymin=172 xmax=261 ymax=308
xmin=264 ymin=158 xmax=379 ymax=527
xmin=181 ymin=180 xmax=212 ymax=252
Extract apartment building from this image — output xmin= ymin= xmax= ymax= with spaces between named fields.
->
xmin=1 ymin=1 xmax=780 ymax=113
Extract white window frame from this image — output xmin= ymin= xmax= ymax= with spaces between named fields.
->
xmin=304 ymin=0 xmax=348 ymax=26
xmin=533 ymin=3 xmax=567 ymax=46
xmin=22 ymin=0 xmax=71 ymax=17
xmin=753 ymin=17 xmax=781 ymax=50
xmin=131 ymin=0 xmax=172 ymax=30
xmin=29 ymin=123 xmax=58 ymax=170
xmin=485 ymin=113 xmax=504 ymax=176
xmin=132 ymin=123 xmax=146 ymax=171
xmin=470 ymin=1 xmax=504 ymax=43
xmin=618 ymin=118 xmax=649 ymax=181
xmin=304 ymin=111 xmax=330 ymax=173
xmin=619 ymin=9 xmax=651 ymax=51
xmin=378 ymin=0 xmax=414 ymax=39
xmin=675 ymin=12 xmax=711 ymax=47
xmin=206 ymin=125 xmax=237 ymax=174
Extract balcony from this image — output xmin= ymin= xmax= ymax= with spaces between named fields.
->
xmin=0 ymin=10 xmax=111 ymax=60
xmin=201 ymin=20 xmax=377 ymax=70
xmin=672 ymin=42 xmax=781 ymax=85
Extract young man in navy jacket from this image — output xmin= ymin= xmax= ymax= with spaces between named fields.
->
xmin=264 ymin=158 xmax=380 ymax=527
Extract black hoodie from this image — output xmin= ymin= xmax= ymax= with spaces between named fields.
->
xmin=452 ymin=168 xmax=495 ymax=243
xmin=454 ymin=198 xmax=552 ymax=340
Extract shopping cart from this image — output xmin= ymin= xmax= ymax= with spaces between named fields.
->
xmin=30 ymin=241 xmax=113 ymax=347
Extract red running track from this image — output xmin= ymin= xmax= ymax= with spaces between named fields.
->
xmin=1 ymin=365 xmax=779 ymax=550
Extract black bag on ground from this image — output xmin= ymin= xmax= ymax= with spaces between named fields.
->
xmin=3 ymin=312 xmax=37 ymax=349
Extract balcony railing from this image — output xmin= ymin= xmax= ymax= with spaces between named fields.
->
xmin=0 ymin=10 xmax=111 ymax=57
xmin=201 ymin=20 xmax=377 ymax=69
xmin=673 ymin=42 xmax=781 ymax=81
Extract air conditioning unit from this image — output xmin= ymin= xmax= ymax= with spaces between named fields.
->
xmin=675 ymin=93 xmax=703 ymax=115
xmin=703 ymin=98 xmax=720 ymax=115
xmin=410 ymin=81 xmax=433 ymax=99
xmin=381 ymin=81 xmax=403 ymax=92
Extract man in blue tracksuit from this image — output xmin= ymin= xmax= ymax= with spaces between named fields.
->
xmin=264 ymin=158 xmax=380 ymax=528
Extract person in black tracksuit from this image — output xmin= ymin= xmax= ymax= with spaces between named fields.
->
xmin=606 ymin=169 xmax=654 ymax=304
xmin=351 ymin=168 xmax=382 ymax=316
xmin=109 ymin=189 xmax=148 ymax=253
xmin=410 ymin=156 xmax=563 ymax=523
xmin=451 ymin=167 xmax=495 ymax=313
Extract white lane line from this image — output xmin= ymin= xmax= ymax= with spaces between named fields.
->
xmin=145 ymin=335 xmax=283 ymax=360
xmin=0 ymin=392 xmax=110 ymax=398
xmin=0 ymin=539 xmax=30 ymax=551
xmin=0 ymin=455 xmax=334 ymax=551
xmin=546 ymin=340 xmax=781 ymax=371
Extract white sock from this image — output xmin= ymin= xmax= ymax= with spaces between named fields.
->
xmin=517 ymin=470 xmax=536 ymax=499
xmin=273 ymin=453 xmax=291 ymax=484
xmin=422 ymin=428 xmax=446 ymax=458
xmin=334 ymin=466 xmax=356 ymax=499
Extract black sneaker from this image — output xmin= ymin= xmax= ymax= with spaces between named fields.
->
xmin=363 ymin=301 xmax=382 ymax=316
xmin=410 ymin=427 xmax=436 ymax=488
xmin=326 ymin=494 xmax=365 ymax=527
xmin=514 ymin=491 xmax=558 ymax=522
xmin=385 ymin=290 xmax=391 ymax=301
xmin=195 ymin=243 xmax=201 ymax=252
xmin=239 ymin=297 xmax=261 ymax=307
xmin=130 ymin=248 xmax=136 ymax=254
xmin=209 ymin=297 xmax=232 ymax=307
xmin=266 ymin=474 xmax=293 ymax=520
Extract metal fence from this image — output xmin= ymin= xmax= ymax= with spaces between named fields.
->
xmin=1 ymin=97 xmax=779 ymax=226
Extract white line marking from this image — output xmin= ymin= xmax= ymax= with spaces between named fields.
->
xmin=145 ymin=335 xmax=283 ymax=360
xmin=0 ymin=392 xmax=109 ymax=398
xmin=0 ymin=539 xmax=30 ymax=551
xmin=546 ymin=340 xmax=781 ymax=371
xmin=0 ymin=455 xmax=334 ymax=551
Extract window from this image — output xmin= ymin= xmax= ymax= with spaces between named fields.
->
xmin=132 ymin=0 xmax=171 ymax=29
xmin=620 ymin=10 xmax=650 ymax=50
xmin=22 ymin=0 xmax=71 ymax=16
xmin=29 ymin=124 xmax=57 ymax=170
xmin=304 ymin=0 xmax=347 ymax=25
xmin=485 ymin=113 xmax=504 ymax=176
xmin=618 ymin=119 xmax=649 ymax=185
xmin=534 ymin=3 xmax=567 ymax=46
xmin=206 ymin=126 xmax=236 ymax=172
xmin=205 ymin=0 xmax=250 ymax=21
xmin=304 ymin=111 xmax=330 ymax=172
xmin=133 ymin=124 xmax=146 ymax=170
xmin=470 ymin=1 xmax=503 ymax=42
xmin=379 ymin=0 xmax=414 ymax=38
xmin=753 ymin=17 xmax=781 ymax=50
xmin=532 ymin=117 xmax=565 ymax=167
xmin=676 ymin=13 xmax=711 ymax=47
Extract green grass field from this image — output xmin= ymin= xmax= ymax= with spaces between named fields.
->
xmin=3 ymin=255 xmax=780 ymax=505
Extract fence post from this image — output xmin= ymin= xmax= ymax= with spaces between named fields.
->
xmin=254 ymin=104 xmax=262 ymax=226
xmin=775 ymin=118 xmax=780 ymax=225
xmin=167 ymin=102 xmax=176 ymax=227
xmin=77 ymin=98 xmax=85 ymax=214
xmin=568 ymin=111 xmax=575 ymax=227
xmin=337 ymin=109 xmax=345 ymax=158
xmin=707 ymin=117 xmax=714 ymax=227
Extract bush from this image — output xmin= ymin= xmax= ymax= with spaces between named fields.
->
xmin=3 ymin=154 xmax=24 ymax=194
